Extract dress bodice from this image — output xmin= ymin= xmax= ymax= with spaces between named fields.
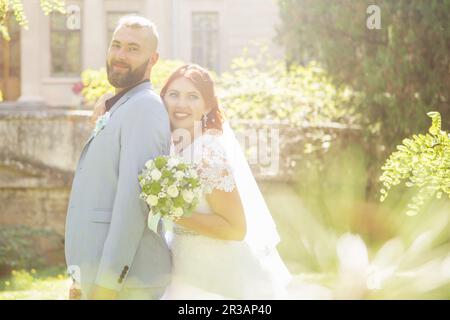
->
xmin=170 ymin=130 xmax=236 ymax=234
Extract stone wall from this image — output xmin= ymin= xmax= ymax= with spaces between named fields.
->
xmin=0 ymin=104 xmax=92 ymax=267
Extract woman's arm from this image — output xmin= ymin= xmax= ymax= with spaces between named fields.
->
xmin=175 ymin=188 xmax=246 ymax=241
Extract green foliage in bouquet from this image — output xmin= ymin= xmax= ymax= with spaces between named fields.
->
xmin=80 ymin=59 xmax=185 ymax=104
xmin=380 ymin=112 xmax=450 ymax=216
xmin=0 ymin=0 xmax=65 ymax=40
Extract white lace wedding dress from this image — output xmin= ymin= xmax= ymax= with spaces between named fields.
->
xmin=161 ymin=128 xmax=292 ymax=300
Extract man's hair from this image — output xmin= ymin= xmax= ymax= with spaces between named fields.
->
xmin=114 ymin=15 xmax=159 ymax=52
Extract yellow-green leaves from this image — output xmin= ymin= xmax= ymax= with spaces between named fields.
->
xmin=80 ymin=68 xmax=114 ymax=104
xmin=39 ymin=0 xmax=65 ymax=16
xmin=0 ymin=0 xmax=65 ymax=40
xmin=427 ymin=111 xmax=442 ymax=136
xmin=379 ymin=112 xmax=450 ymax=215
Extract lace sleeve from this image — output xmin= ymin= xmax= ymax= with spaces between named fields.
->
xmin=196 ymin=137 xmax=236 ymax=194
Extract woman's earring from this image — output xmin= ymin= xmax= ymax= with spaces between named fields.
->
xmin=202 ymin=113 xmax=208 ymax=129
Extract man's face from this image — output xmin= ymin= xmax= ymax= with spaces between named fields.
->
xmin=106 ymin=26 xmax=157 ymax=89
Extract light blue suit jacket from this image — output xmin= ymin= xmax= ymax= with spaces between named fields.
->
xmin=65 ymin=82 xmax=172 ymax=292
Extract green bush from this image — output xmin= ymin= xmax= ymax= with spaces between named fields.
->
xmin=276 ymin=0 xmax=450 ymax=151
xmin=219 ymin=50 xmax=361 ymax=127
xmin=79 ymin=68 xmax=114 ymax=104
xmin=0 ymin=225 xmax=62 ymax=275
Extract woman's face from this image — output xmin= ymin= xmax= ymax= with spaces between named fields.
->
xmin=163 ymin=77 xmax=210 ymax=134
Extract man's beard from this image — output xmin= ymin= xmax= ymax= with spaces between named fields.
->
xmin=106 ymin=58 xmax=149 ymax=88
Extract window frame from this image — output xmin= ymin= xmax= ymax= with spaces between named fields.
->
xmin=191 ymin=11 xmax=220 ymax=72
xmin=49 ymin=2 xmax=83 ymax=77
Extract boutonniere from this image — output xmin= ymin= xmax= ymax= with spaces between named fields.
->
xmin=93 ymin=111 xmax=111 ymax=136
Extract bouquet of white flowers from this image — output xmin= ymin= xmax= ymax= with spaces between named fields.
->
xmin=138 ymin=155 xmax=203 ymax=233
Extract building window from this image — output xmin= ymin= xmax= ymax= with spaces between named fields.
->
xmin=192 ymin=12 xmax=220 ymax=72
xmin=50 ymin=4 xmax=82 ymax=76
xmin=107 ymin=12 xmax=138 ymax=50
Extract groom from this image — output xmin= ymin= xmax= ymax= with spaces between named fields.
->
xmin=65 ymin=16 xmax=172 ymax=300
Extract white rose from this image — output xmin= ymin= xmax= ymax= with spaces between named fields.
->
xmin=146 ymin=195 xmax=158 ymax=207
xmin=145 ymin=160 xmax=154 ymax=169
xmin=174 ymin=171 xmax=185 ymax=180
xmin=168 ymin=158 xmax=180 ymax=168
xmin=189 ymin=169 xmax=198 ymax=178
xmin=173 ymin=207 xmax=184 ymax=218
xmin=167 ymin=185 xmax=179 ymax=198
xmin=182 ymin=190 xmax=194 ymax=203
xmin=150 ymin=169 xmax=162 ymax=181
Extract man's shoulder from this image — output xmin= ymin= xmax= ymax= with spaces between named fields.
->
xmin=126 ymin=88 xmax=165 ymax=114
xmin=130 ymin=86 xmax=163 ymax=105
xmin=122 ymin=87 xmax=168 ymax=125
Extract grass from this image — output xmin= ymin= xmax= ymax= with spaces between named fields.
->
xmin=0 ymin=266 xmax=70 ymax=300
xmin=0 ymin=265 xmax=333 ymax=300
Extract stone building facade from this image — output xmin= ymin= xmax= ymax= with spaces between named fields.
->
xmin=0 ymin=0 xmax=282 ymax=106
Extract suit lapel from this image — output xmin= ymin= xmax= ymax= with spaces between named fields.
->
xmin=81 ymin=95 xmax=130 ymax=148
xmin=79 ymin=81 xmax=153 ymax=161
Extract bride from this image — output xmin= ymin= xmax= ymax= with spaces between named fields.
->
xmin=158 ymin=64 xmax=292 ymax=299
xmin=92 ymin=64 xmax=291 ymax=299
